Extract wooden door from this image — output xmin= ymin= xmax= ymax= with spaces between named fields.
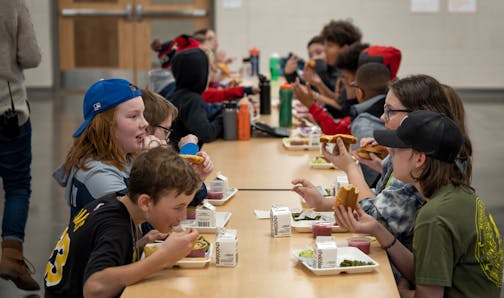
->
xmin=58 ymin=0 xmax=211 ymax=90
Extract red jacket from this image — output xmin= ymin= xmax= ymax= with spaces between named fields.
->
xmin=202 ymin=87 xmax=245 ymax=103
xmin=309 ymin=104 xmax=351 ymax=135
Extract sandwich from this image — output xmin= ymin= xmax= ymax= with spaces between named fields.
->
xmin=306 ymin=60 xmax=316 ymax=68
xmin=355 ymin=144 xmax=389 ymax=160
xmin=144 ymin=235 xmax=209 ymax=260
xmin=180 ymin=154 xmax=205 ymax=164
xmin=334 ymin=184 xmax=359 ymax=210
xmin=319 ymin=134 xmax=357 ymax=145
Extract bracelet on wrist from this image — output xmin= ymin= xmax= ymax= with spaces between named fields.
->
xmin=382 ymin=237 xmax=397 ymax=250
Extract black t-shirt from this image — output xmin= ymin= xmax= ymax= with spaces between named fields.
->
xmin=44 ymin=194 xmax=135 ymax=298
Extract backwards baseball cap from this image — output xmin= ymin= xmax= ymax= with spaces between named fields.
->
xmin=152 ymin=34 xmax=200 ymax=69
xmin=373 ymin=110 xmax=463 ymax=163
xmin=359 ymin=46 xmax=402 ymax=80
xmin=73 ymin=78 xmax=142 ymax=138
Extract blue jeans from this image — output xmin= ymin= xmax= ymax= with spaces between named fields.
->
xmin=0 ymin=120 xmax=32 ymax=242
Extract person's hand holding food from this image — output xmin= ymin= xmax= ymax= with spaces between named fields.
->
xmin=291 ymin=178 xmax=332 ymax=211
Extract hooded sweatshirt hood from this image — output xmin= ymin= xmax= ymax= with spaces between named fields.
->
xmin=172 ymin=48 xmax=209 ymax=94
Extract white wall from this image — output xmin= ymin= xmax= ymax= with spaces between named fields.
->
xmin=216 ymin=0 xmax=504 ymax=88
xmin=24 ymin=0 xmax=53 ymax=88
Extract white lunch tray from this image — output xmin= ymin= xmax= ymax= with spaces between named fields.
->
xmin=206 ymin=187 xmax=238 ymax=206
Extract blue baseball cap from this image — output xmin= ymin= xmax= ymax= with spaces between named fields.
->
xmin=73 ymin=78 xmax=142 ymax=138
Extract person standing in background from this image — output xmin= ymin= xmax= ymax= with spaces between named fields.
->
xmin=0 ymin=0 xmax=42 ymax=291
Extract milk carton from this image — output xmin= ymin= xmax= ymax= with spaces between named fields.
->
xmin=216 ymin=172 xmax=229 ymax=194
xmin=196 ymin=200 xmax=216 ymax=227
xmin=308 ymin=126 xmax=321 ymax=146
xmin=314 ymin=236 xmax=338 ymax=268
xmin=215 ymin=228 xmax=238 ymax=267
xmin=270 ymin=205 xmax=291 ymax=237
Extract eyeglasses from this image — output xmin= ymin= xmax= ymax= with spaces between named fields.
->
xmin=383 ymin=104 xmax=412 ymax=121
xmin=156 ymin=125 xmax=173 ymax=142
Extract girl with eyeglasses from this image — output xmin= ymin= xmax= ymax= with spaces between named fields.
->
xmin=292 ymin=75 xmax=473 ymax=253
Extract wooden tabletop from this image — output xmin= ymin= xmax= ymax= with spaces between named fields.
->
xmin=202 ymin=137 xmax=343 ymax=190
xmin=122 ymin=191 xmax=399 ymax=298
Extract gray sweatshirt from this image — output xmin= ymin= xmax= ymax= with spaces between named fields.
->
xmin=0 ymin=0 xmax=41 ymax=125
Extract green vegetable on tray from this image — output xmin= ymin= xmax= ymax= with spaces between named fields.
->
xmin=291 ymin=212 xmax=322 ymax=221
xmin=339 ymin=259 xmax=374 ymax=267
xmin=298 ymin=249 xmax=314 ymax=259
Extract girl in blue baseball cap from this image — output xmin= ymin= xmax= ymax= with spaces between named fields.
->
xmin=54 ymin=78 xmax=149 ymax=218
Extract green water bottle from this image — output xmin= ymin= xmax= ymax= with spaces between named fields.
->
xmin=269 ymin=52 xmax=280 ymax=81
xmin=279 ymin=82 xmax=293 ymax=128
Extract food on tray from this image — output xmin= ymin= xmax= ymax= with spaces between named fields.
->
xmin=306 ymin=60 xmax=316 ymax=68
xmin=334 ymin=184 xmax=359 ymax=210
xmin=339 ymin=259 xmax=374 ymax=267
xmin=292 ymin=211 xmax=322 ymax=221
xmin=143 ymin=235 xmax=210 ymax=258
xmin=180 ymin=154 xmax=205 ymax=164
xmin=288 ymin=139 xmax=309 ymax=146
xmin=207 ymin=191 xmax=224 ymax=200
xmin=298 ymin=249 xmax=314 ymax=259
xmin=312 ymin=222 xmax=332 ymax=237
xmin=319 ymin=134 xmax=357 ymax=145
xmin=186 ymin=236 xmax=210 ymax=258
xmin=312 ymin=156 xmax=330 ymax=164
xmin=355 ymin=144 xmax=388 ymax=160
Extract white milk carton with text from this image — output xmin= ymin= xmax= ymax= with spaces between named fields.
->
xmin=270 ymin=205 xmax=291 ymax=237
xmin=215 ymin=228 xmax=238 ymax=267
xmin=314 ymin=236 xmax=338 ymax=268
xmin=196 ymin=200 xmax=216 ymax=227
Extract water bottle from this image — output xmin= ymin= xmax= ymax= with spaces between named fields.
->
xmin=279 ymin=82 xmax=293 ymax=128
xmin=259 ymin=74 xmax=271 ymax=115
xmin=269 ymin=52 xmax=280 ymax=81
xmin=223 ymin=101 xmax=238 ymax=140
xmin=237 ymin=102 xmax=251 ymax=140
xmin=249 ymin=48 xmax=260 ymax=76
xmin=241 ymin=57 xmax=252 ymax=79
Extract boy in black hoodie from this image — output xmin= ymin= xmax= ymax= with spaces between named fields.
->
xmin=168 ymin=48 xmax=223 ymax=149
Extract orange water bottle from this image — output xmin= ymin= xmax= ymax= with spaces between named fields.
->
xmin=237 ymin=102 xmax=251 ymax=140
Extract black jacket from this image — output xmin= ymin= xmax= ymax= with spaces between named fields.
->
xmin=168 ymin=48 xmax=223 ymax=148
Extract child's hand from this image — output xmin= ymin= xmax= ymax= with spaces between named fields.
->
xmin=143 ymin=135 xmax=165 ymax=149
xmin=159 ymin=228 xmax=199 ymax=266
xmin=193 ymin=151 xmax=213 ymax=180
xmin=284 ymin=55 xmax=298 ymax=75
xmin=293 ymin=79 xmax=315 ymax=108
xmin=302 ymin=66 xmax=322 ymax=86
xmin=322 ymin=138 xmax=357 ymax=172
xmin=179 ymin=134 xmax=198 ymax=149
xmin=353 ymin=137 xmax=383 ymax=173
xmin=333 ymin=204 xmax=378 ymax=236
xmin=136 ymin=230 xmax=168 ymax=249
xmin=291 ymin=178 xmax=332 ymax=211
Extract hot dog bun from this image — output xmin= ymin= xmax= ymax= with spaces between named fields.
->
xmin=179 ymin=154 xmax=205 ymax=164
xmin=334 ymin=184 xmax=359 ymax=210
xmin=355 ymin=144 xmax=389 ymax=160
xmin=320 ymin=134 xmax=357 ymax=145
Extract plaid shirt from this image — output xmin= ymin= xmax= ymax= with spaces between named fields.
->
xmin=359 ymin=157 xmax=425 ymax=249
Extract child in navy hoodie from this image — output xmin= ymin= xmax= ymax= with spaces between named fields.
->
xmin=168 ymin=48 xmax=223 ymax=148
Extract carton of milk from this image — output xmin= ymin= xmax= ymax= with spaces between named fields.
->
xmin=314 ymin=236 xmax=338 ymax=268
xmin=215 ymin=228 xmax=238 ymax=267
xmin=270 ymin=205 xmax=291 ymax=237
xmin=308 ymin=126 xmax=321 ymax=146
xmin=196 ymin=200 xmax=216 ymax=227
xmin=215 ymin=172 xmax=229 ymax=194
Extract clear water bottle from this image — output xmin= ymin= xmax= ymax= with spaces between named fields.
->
xmin=223 ymin=101 xmax=238 ymax=140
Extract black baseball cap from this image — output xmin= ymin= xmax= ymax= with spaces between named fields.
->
xmin=373 ymin=110 xmax=463 ymax=163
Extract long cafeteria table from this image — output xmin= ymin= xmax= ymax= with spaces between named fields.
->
xmin=122 ymin=190 xmax=399 ymax=297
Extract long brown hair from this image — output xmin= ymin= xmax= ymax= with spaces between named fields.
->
xmin=63 ymin=108 xmax=129 ymax=174
xmin=390 ymin=75 xmax=473 ymax=182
